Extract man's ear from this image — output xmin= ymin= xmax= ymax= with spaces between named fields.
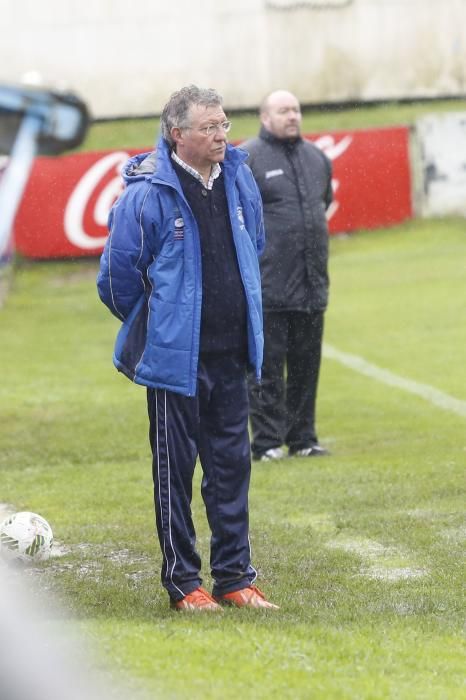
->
xmin=171 ymin=126 xmax=184 ymax=147
xmin=260 ymin=111 xmax=270 ymax=131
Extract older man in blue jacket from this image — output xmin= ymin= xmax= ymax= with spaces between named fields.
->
xmin=97 ymin=85 xmax=278 ymax=611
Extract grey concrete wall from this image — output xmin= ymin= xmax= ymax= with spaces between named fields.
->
xmin=414 ymin=112 xmax=466 ymax=217
xmin=1 ymin=0 xmax=465 ymax=118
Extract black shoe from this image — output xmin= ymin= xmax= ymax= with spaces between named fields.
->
xmin=289 ymin=444 xmax=329 ymax=457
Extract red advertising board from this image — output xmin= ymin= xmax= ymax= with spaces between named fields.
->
xmin=13 ymin=127 xmax=412 ymax=259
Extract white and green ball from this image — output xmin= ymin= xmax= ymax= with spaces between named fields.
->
xmin=0 ymin=511 xmax=53 ymax=564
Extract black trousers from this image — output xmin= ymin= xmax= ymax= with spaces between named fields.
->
xmin=147 ymin=353 xmax=256 ymax=601
xmin=249 ymin=310 xmax=324 ymax=457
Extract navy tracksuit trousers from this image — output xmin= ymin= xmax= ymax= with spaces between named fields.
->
xmin=147 ymin=353 xmax=257 ymax=601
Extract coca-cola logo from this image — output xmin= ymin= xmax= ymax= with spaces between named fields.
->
xmin=64 ymin=151 xmax=128 ymax=250
xmin=309 ymin=134 xmax=353 ymax=221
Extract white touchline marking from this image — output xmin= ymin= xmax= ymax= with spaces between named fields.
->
xmin=364 ymin=566 xmax=427 ymax=581
xmin=326 ymin=536 xmax=428 ymax=581
xmin=327 ymin=537 xmax=393 ymax=557
xmin=440 ymin=525 xmax=466 ymax=544
xmin=323 ymin=344 xmax=466 ymax=418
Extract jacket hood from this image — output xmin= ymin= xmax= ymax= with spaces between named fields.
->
xmin=121 ymin=151 xmax=157 ymax=183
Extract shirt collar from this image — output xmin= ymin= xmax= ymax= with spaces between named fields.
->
xmin=171 ymin=151 xmax=221 ymax=190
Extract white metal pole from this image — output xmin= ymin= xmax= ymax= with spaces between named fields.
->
xmin=0 ymin=112 xmax=42 ymax=259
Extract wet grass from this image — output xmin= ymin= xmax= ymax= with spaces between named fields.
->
xmin=80 ymin=98 xmax=466 ymax=151
xmin=0 ymin=219 xmax=465 ymax=698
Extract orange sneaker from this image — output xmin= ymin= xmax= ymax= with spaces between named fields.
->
xmin=170 ymin=586 xmax=223 ymax=612
xmin=214 ymin=585 xmax=279 ymax=609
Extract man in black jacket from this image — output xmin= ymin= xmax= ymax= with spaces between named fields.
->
xmin=242 ymin=90 xmax=333 ymax=462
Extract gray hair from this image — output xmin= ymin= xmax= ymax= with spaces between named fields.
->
xmin=160 ymin=85 xmax=223 ymax=147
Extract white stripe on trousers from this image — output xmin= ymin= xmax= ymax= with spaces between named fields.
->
xmin=155 ymin=389 xmax=184 ymax=598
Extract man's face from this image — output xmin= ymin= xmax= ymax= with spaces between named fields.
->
xmin=172 ymin=103 xmax=228 ymax=172
xmin=261 ymin=91 xmax=302 ymax=140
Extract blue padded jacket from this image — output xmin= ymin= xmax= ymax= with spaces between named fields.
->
xmin=97 ymin=137 xmax=265 ymax=396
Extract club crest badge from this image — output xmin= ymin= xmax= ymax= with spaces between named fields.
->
xmin=174 ymin=216 xmax=184 ymax=240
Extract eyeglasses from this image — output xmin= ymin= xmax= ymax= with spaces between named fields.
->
xmin=186 ymin=121 xmax=232 ymax=137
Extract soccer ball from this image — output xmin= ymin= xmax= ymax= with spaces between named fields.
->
xmin=0 ymin=511 xmax=53 ymax=564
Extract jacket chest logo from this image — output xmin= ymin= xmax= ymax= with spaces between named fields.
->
xmin=265 ymin=168 xmax=284 ymax=179
xmin=174 ymin=216 xmax=185 ymax=240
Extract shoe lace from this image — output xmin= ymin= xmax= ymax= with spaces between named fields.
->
xmin=188 ymin=587 xmax=216 ymax=605
xmin=248 ymin=585 xmax=266 ymax=600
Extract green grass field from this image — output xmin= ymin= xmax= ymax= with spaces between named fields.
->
xmin=81 ymin=98 xmax=466 ymax=151
xmin=1 ymin=216 xmax=465 ymax=698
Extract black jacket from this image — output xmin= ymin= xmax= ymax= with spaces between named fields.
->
xmin=241 ymin=127 xmax=332 ymax=312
